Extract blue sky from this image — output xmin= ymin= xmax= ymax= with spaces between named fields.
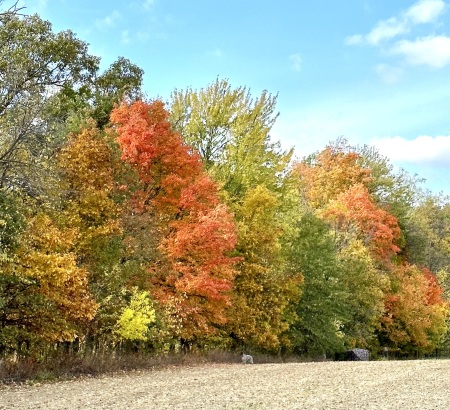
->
xmin=11 ymin=0 xmax=450 ymax=196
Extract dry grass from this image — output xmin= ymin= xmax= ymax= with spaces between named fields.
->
xmin=0 ymin=350 xmax=300 ymax=384
xmin=1 ymin=359 xmax=450 ymax=409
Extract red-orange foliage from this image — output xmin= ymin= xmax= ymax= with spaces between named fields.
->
xmin=380 ymin=263 xmax=448 ymax=352
xmin=110 ymin=100 xmax=238 ymax=339
xmin=423 ymin=267 xmax=446 ymax=306
xmin=294 ymin=143 xmax=372 ymax=208
xmin=322 ymin=184 xmax=401 ymax=261
xmin=111 ymin=100 xmax=201 ymax=214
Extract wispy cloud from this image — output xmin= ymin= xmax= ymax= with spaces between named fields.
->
xmin=345 ymin=34 xmax=364 ymax=46
xmin=289 ymin=53 xmax=302 ymax=71
xmin=366 ymin=17 xmax=409 ymax=45
xmin=390 ymin=35 xmax=450 ymax=68
xmin=346 ymin=0 xmax=450 ymax=71
xmin=371 ymin=135 xmax=450 ymax=165
xmin=95 ymin=10 xmax=121 ymax=30
xmin=346 ymin=0 xmax=446 ymax=46
xmin=405 ymin=0 xmax=446 ymax=24
xmin=375 ymin=64 xmax=404 ymax=84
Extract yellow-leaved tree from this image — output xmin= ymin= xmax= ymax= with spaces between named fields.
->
xmin=115 ymin=289 xmax=156 ymax=341
xmin=2 ymin=213 xmax=97 ymax=344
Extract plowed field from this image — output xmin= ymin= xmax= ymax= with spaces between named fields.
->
xmin=1 ymin=359 xmax=450 ymax=409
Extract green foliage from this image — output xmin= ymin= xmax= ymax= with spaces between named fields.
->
xmin=0 ymin=190 xmax=25 ymax=253
xmin=92 ymin=57 xmax=143 ymax=128
xmin=356 ymin=143 xmax=425 ymax=252
xmin=0 ymin=273 xmax=46 ymax=351
xmin=226 ymin=186 xmax=301 ymax=351
xmin=170 ymin=78 xmax=293 ymax=200
xmin=287 ymin=212 xmax=349 ymax=355
xmin=357 ymin=144 xmax=423 ymax=219
xmin=0 ymin=12 xmax=99 ymax=197
xmin=338 ymin=239 xmax=387 ymax=348
xmin=405 ymin=195 xmax=450 ymax=273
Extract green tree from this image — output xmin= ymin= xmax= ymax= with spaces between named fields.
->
xmin=226 ymin=186 xmax=302 ymax=351
xmin=338 ymin=239 xmax=387 ymax=348
xmin=0 ymin=11 xmax=99 ymax=197
xmin=405 ymin=195 xmax=450 ymax=273
xmin=287 ymin=212 xmax=349 ymax=355
xmin=0 ymin=189 xmax=25 ymax=255
xmin=91 ymin=57 xmax=143 ymax=129
xmin=170 ymin=78 xmax=292 ymax=199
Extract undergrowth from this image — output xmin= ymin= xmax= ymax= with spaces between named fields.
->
xmin=0 ymin=350 xmax=305 ymax=385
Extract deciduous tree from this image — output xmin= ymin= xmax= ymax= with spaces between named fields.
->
xmin=169 ymin=79 xmax=300 ymax=351
xmin=294 ymin=139 xmax=372 ymax=209
xmin=0 ymin=213 xmax=96 ymax=348
xmin=321 ymin=184 xmax=401 ymax=262
xmin=0 ymin=11 xmax=99 ymax=197
xmin=110 ymin=99 xmax=238 ymax=342
xmin=379 ymin=264 xmax=448 ymax=354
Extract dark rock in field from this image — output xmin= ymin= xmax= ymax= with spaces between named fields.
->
xmin=344 ymin=348 xmax=370 ymax=361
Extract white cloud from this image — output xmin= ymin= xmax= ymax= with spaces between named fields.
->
xmin=391 ymin=35 xmax=450 ymax=67
xmin=206 ymin=48 xmax=224 ymax=59
xmin=371 ymin=135 xmax=450 ymax=165
xmin=95 ymin=10 xmax=121 ymax=30
xmin=366 ymin=17 xmax=408 ymax=45
xmin=375 ymin=64 xmax=404 ymax=83
xmin=345 ymin=0 xmax=449 ymax=72
xmin=271 ymin=108 xmax=360 ymax=159
xmin=289 ymin=53 xmax=302 ymax=71
xmin=347 ymin=0 xmax=446 ymax=46
xmin=344 ymin=34 xmax=363 ymax=45
xmin=405 ymin=0 xmax=446 ymax=24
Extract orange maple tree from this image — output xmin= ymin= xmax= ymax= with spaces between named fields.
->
xmin=321 ymin=184 xmax=401 ymax=261
xmin=380 ymin=264 xmax=448 ymax=353
xmin=110 ymin=100 xmax=238 ymax=340
xmin=294 ymin=141 xmax=372 ymax=208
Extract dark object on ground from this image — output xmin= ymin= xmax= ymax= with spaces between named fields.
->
xmin=344 ymin=348 xmax=370 ymax=361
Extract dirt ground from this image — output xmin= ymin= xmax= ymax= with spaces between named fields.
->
xmin=1 ymin=359 xmax=450 ymax=409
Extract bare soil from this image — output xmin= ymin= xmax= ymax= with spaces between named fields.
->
xmin=1 ymin=359 xmax=450 ymax=409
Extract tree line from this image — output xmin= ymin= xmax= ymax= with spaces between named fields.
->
xmin=1 ymin=5 xmax=450 ymax=360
